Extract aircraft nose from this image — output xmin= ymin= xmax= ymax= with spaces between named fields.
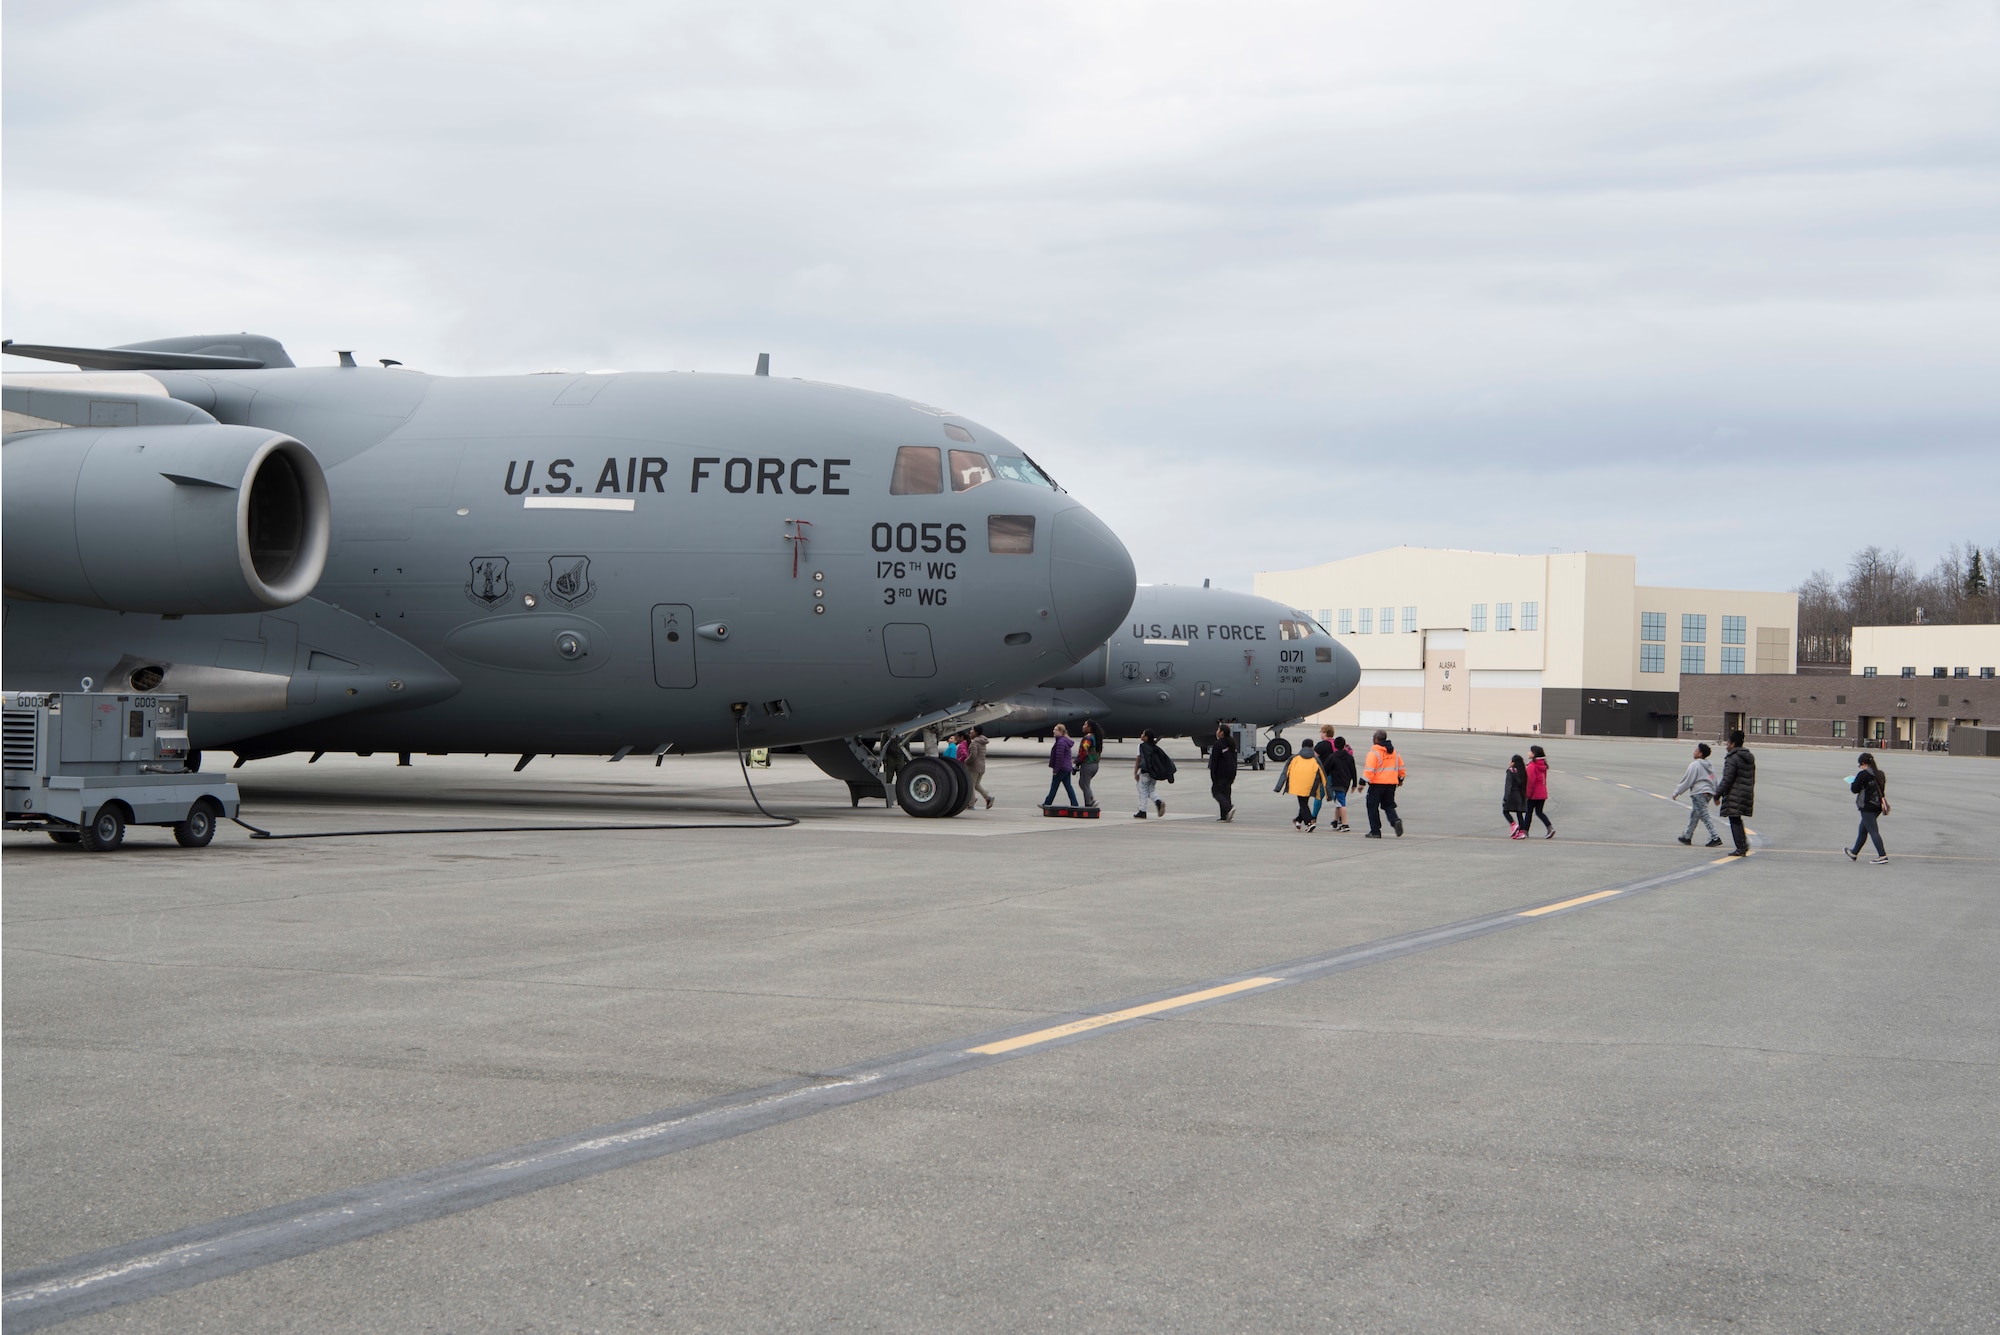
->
xmin=1048 ymin=505 xmax=1137 ymax=661
xmin=1326 ymin=639 xmax=1362 ymax=703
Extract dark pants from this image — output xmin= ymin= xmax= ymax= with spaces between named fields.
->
xmin=1043 ymin=772 xmax=1078 ymax=806
xmin=1296 ymin=795 xmax=1315 ymax=822
xmin=1366 ymin=785 xmax=1400 ymax=834
xmin=1525 ymin=798 xmax=1550 ymax=831
xmin=1212 ymin=778 xmax=1234 ymax=816
xmin=1728 ymin=815 xmax=1748 ymax=854
xmin=1851 ymin=811 xmax=1885 ymax=857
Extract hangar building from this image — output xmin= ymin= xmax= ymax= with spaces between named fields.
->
xmin=1255 ymin=548 xmax=1797 ymax=737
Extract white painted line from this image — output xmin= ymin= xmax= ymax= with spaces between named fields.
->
xmin=523 ymin=497 xmax=635 ymax=512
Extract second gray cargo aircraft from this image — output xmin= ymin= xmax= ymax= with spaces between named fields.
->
xmin=982 ymin=586 xmax=1360 ymax=765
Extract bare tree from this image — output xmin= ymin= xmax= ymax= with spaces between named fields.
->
xmin=1792 ymin=542 xmax=1996 ymax=661
xmin=1794 ymin=569 xmax=1848 ymax=664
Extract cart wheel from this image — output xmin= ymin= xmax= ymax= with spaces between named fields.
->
xmin=174 ymin=798 xmax=221 ymax=848
xmin=78 ymin=804 xmax=128 ymax=853
xmin=47 ymin=830 xmax=81 ymax=846
xmin=1265 ymin=736 xmax=1292 ymax=763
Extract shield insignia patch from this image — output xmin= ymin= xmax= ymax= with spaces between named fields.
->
xmin=546 ymin=555 xmax=595 ymax=607
xmin=465 ymin=556 xmax=511 ymax=607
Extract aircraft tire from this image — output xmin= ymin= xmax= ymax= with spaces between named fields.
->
xmin=895 ymin=758 xmax=960 ymax=818
xmin=1265 ymin=736 xmax=1292 ymax=763
xmin=942 ymin=762 xmax=974 ymax=817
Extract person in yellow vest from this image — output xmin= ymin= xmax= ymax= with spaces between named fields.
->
xmin=1360 ymin=729 xmax=1406 ymax=838
xmin=1283 ymin=744 xmax=1326 ymax=832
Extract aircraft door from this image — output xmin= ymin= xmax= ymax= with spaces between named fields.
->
xmin=651 ymin=604 xmax=697 ymax=688
xmin=1193 ymin=680 xmax=1211 ymax=714
xmin=883 ymin=623 xmax=937 ymax=678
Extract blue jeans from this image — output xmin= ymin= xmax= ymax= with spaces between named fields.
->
xmin=1043 ymin=772 xmax=1078 ymax=806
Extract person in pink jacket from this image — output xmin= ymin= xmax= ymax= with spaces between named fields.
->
xmin=1523 ymin=744 xmax=1553 ymax=838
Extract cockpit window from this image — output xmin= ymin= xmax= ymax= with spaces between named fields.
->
xmin=890 ymin=446 xmax=943 ymax=495
xmin=943 ymin=423 xmax=975 ymax=443
xmin=988 ymin=514 xmax=1035 ymax=554
xmin=1280 ymin=619 xmax=1309 ymax=640
xmin=990 ymin=455 xmax=1055 ymax=489
xmin=1316 ymin=646 xmax=1333 ymax=662
xmin=949 ymin=449 xmax=993 ymax=491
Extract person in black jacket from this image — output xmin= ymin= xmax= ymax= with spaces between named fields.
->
xmin=1319 ymin=731 xmax=1357 ymax=831
xmin=1208 ymin=723 xmax=1238 ymax=822
xmin=1502 ymin=755 xmax=1530 ymax=839
xmin=1844 ymin=752 xmax=1888 ymax=863
xmin=1715 ymin=729 xmax=1755 ymax=856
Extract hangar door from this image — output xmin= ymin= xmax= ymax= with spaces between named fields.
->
xmin=651 ymin=604 xmax=697 ymax=688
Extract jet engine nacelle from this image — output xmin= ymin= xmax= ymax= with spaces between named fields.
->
xmin=2 ymin=423 xmax=331 ymax=614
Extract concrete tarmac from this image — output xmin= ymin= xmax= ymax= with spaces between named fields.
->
xmin=4 ymin=733 xmax=1997 ymax=1331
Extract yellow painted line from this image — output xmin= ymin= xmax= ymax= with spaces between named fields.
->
xmin=969 ymin=977 xmax=1283 ymax=1055
xmin=1518 ymin=888 xmax=1622 ymax=917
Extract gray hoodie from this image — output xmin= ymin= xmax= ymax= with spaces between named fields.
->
xmin=1673 ymin=756 xmax=1717 ymax=800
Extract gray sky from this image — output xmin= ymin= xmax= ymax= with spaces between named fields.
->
xmin=6 ymin=1 xmax=1997 ymax=593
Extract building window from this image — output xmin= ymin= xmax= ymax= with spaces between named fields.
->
xmin=1380 ymin=607 xmax=1394 ymax=634
xmin=1831 ymin=720 xmax=1848 ymax=739
xmin=1722 ymin=615 xmax=1746 ymax=645
xmin=1682 ymin=613 xmax=1707 ymax=643
xmin=1640 ymin=644 xmax=1666 ymax=673
xmin=1954 ymin=667 xmax=1968 ymax=678
xmin=1682 ymin=645 xmax=1705 ymax=674
xmin=1522 ymin=601 xmax=1538 ymax=631
xmin=1983 ymin=667 xmax=1995 ymax=679
xmin=1721 ymin=646 xmax=1745 ymax=674
xmin=1641 ymin=612 xmax=1666 ymax=641
xmin=1932 ymin=667 xmax=1948 ymax=678
xmin=1747 ymin=717 xmax=1763 ymax=734
xmin=1471 ymin=604 xmax=1487 ymax=632
xmin=1401 ymin=606 xmax=1416 ymax=633
xmin=1496 ymin=602 xmax=1514 ymax=632
xmin=1862 ymin=667 xmax=1877 ymax=677
xmin=1359 ymin=607 xmax=1373 ymax=634
xmin=1783 ymin=718 xmax=1798 ymax=736
xmin=1338 ymin=609 xmax=1353 ymax=634
xmin=1901 ymin=667 xmax=1915 ymax=678
xmin=1680 ymin=715 xmax=1695 ymax=732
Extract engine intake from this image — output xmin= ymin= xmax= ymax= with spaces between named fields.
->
xmin=3 ymin=423 xmax=331 ymax=614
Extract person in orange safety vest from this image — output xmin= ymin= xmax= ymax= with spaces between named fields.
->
xmin=1361 ymin=729 xmax=1406 ymax=838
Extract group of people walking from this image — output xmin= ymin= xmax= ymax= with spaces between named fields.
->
xmin=1010 ymin=722 xmax=1890 ymax=860
xmin=1270 ymin=727 xmax=1404 ymax=837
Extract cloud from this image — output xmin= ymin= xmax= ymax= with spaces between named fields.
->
xmin=6 ymin=0 xmax=1997 ymax=591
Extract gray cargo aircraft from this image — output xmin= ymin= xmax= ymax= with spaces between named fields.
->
xmin=981 ymin=585 xmax=1359 ymax=765
xmin=2 ymin=333 xmax=1135 ymax=818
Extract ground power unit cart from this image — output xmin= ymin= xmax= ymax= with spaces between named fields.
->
xmin=3 ymin=691 xmax=240 ymax=851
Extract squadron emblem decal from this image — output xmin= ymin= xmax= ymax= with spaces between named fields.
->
xmin=545 ymin=555 xmax=596 ymax=607
xmin=465 ymin=556 xmax=512 ymax=607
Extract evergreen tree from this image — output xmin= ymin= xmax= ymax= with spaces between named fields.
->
xmin=1968 ymin=546 xmax=1989 ymax=599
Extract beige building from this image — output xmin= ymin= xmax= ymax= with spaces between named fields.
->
xmin=1255 ymin=548 xmax=1798 ymax=737
xmin=1849 ymin=625 xmax=2000 ymax=682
